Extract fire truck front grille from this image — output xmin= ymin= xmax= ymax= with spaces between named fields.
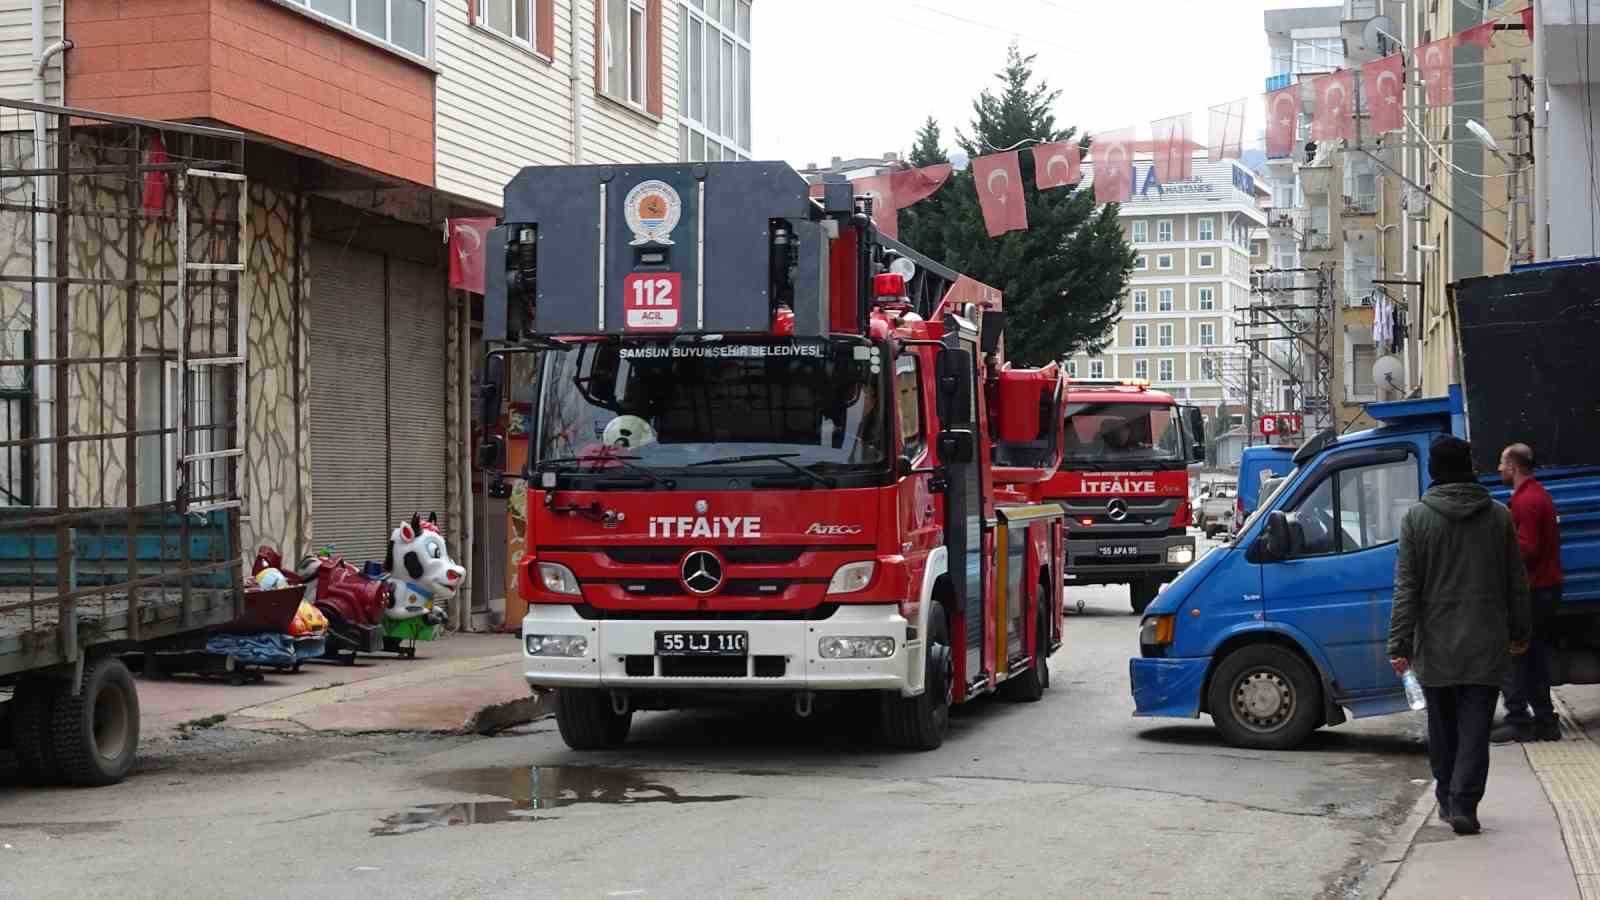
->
xmin=1074 ymin=553 xmax=1164 ymax=567
xmin=621 ymin=655 xmax=789 ymax=678
xmin=597 ymin=579 xmax=821 ymax=597
xmin=561 ymin=545 xmax=869 ymax=566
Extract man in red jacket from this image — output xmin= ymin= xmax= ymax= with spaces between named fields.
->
xmin=1492 ymin=442 xmax=1564 ymax=743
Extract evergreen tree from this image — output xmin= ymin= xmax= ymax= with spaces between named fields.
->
xmin=900 ymin=45 xmax=1134 ymax=366
xmin=907 ymin=117 xmax=947 ymax=167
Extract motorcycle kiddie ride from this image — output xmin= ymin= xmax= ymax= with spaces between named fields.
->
xmin=253 ymin=512 xmax=464 ymax=661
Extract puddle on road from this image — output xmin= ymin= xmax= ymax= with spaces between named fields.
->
xmin=372 ymin=766 xmax=743 ymax=837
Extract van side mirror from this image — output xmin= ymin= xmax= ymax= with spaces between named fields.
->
xmin=1261 ymin=510 xmax=1291 ymax=561
xmin=939 ymin=429 xmax=976 ymax=465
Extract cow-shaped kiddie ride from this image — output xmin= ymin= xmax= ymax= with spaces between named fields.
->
xmin=253 ymin=513 xmax=465 ymax=662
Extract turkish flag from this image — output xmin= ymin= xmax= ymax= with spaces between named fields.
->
xmin=1311 ymin=70 xmax=1356 ymax=142
xmin=1363 ymin=54 xmax=1406 ymax=135
xmin=1522 ymin=6 xmax=1533 ymax=37
xmin=1031 ymin=140 xmax=1081 ymax=190
xmin=448 ymin=217 xmax=497 ymax=294
xmin=849 ymin=163 xmax=952 ymax=239
xmin=1091 ymin=128 xmax=1136 ymax=205
xmin=142 ymin=134 xmax=168 ymax=214
xmin=1151 ymin=113 xmax=1194 ymax=184
xmin=1417 ymin=36 xmax=1455 ymax=107
xmin=1264 ymin=85 xmax=1300 ymax=158
xmin=1460 ymin=20 xmax=1496 ymax=49
xmin=1208 ymin=99 xmax=1246 ymax=162
xmin=971 ymin=151 xmax=1027 ymax=237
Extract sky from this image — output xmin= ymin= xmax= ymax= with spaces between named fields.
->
xmin=750 ymin=0 xmax=1341 ymax=168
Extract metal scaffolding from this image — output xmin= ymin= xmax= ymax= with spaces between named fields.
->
xmin=1233 ymin=264 xmax=1337 ymax=434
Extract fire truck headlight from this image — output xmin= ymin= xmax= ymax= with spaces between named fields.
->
xmin=1166 ymin=545 xmax=1194 ymax=566
xmin=818 ymin=636 xmax=897 ymax=659
xmin=537 ymin=562 xmax=582 ymax=596
xmin=826 ymin=561 xmax=878 ymax=595
xmin=525 ymin=634 xmax=589 ymax=657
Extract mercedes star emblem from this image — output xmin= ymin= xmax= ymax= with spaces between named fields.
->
xmin=680 ymin=550 xmax=724 ymax=595
xmin=1106 ymin=499 xmax=1129 ymax=522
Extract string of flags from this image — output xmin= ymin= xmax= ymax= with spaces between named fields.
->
xmin=843 ymin=5 xmax=1534 ymax=240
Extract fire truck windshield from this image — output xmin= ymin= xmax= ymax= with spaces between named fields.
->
xmin=536 ymin=336 xmax=889 ymax=476
xmin=1063 ymin=401 xmax=1185 ymax=468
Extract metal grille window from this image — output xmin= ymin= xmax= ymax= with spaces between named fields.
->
xmin=679 ymin=0 xmax=752 ymax=161
xmin=0 ymin=329 xmax=31 ymax=506
xmin=295 ymin=0 xmax=430 ymax=58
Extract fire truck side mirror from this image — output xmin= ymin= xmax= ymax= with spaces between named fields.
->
xmin=479 ymin=354 xmax=506 ymax=426
xmin=1181 ymin=405 xmax=1207 ymax=463
xmin=939 ymin=430 xmax=976 ymax=465
xmin=935 ymin=348 xmax=973 ymax=427
xmin=476 ymin=435 xmax=505 ymax=471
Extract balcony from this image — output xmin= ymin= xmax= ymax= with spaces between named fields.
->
xmin=1341 ymin=193 xmax=1378 ymax=217
xmin=1302 ymin=230 xmax=1333 ymax=252
xmin=1268 ymin=208 xmax=1306 ymax=235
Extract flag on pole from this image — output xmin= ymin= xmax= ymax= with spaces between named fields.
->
xmin=1031 ymin=140 xmax=1081 ymax=190
xmin=1091 ymin=127 xmax=1136 ymax=204
xmin=1150 ymin=113 xmax=1194 ymax=184
xmin=142 ymin=134 xmax=168 ymax=214
xmin=847 ymin=163 xmax=953 ymax=239
xmin=1264 ymin=85 xmax=1300 ymax=159
xmin=1417 ymin=36 xmax=1456 ymax=107
xmin=1208 ymin=99 xmax=1246 ymax=162
xmin=448 ymin=217 xmax=497 ymax=294
xmin=1522 ymin=6 xmax=1533 ymax=37
xmin=1311 ymin=70 xmax=1356 ymax=142
xmin=1363 ymin=54 xmax=1406 ymax=135
xmin=1459 ymin=20 xmax=1496 ymax=49
xmin=971 ymin=151 xmax=1028 ymax=237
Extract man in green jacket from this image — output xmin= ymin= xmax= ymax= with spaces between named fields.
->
xmin=1387 ymin=436 xmax=1531 ymax=836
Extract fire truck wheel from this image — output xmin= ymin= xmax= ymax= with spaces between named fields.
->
xmin=1130 ymin=580 xmax=1161 ymax=615
xmin=555 ymin=688 xmax=632 ymax=750
xmin=1207 ymin=644 xmax=1322 ymax=751
xmin=50 ymin=656 xmax=140 ymax=786
xmin=1000 ymin=587 xmax=1052 ymax=702
xmin=882 ymin=606 xmax=951 ymax=750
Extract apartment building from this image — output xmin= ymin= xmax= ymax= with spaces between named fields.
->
xmin=1072 ymin=155 xmax=1271 ymax=435
xmin=0 ymin=0 xmax=747 ymax=625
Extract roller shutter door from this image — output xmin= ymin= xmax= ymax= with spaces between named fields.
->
xmin=386 ymin=257 xmax=449 ymax=531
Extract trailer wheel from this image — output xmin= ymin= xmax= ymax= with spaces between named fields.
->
xmin=50 ymin=657 xmax=140 ymax=786
xmin=555 ymin=689 xmax=631 ymax=750
xmin=1000 ymin=583 xmax=1052 ymax=702
xmin=9 ymin=676 xmax=62 ymax=784
xmin=882 ymin=604 xmax=951 ymax=750
xmin=1130 ymin=580 xmax=1160 ymax=615
xmin=1207 ymin=644 xmax=1322 ymax=751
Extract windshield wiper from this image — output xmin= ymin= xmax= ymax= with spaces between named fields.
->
xmin=536 ymin=454 xmax=674 ymax=488
xmin=686 ymin=452 xmax=836 ymax=488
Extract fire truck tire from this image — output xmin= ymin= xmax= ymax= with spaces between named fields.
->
xmin=555 ymin=688 xmax=632 ymax=750
xmin=1207 ymin=644 xmax=1322 ymax=751
xmin=50 ymin=657 xmax=140 ymax=786
xmin=1130 ymin=580 xmax=1160 ymax=615
xmin=1000 ymin=586 xmax=1052 ymax=702
xmin=9 ymin=676 xmax=62 ymax=784
xmin=882 ymin=605 xmax=951 ymax=751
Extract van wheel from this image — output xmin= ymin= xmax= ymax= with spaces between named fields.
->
xmin=51 ymin=657 xmax=140 ymax=786
xmin=555 ymin=689 xmax=631 ymax=750
xmin=882 ymin=605 xmax=951 ymax=750
xmin=1130 ymin=580 xmax=1160 ymax=615
xmin=1207 ymin=644 xmax=1323 ymax=750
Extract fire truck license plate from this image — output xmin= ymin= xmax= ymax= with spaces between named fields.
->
xmin=656 ymin=631 xmax=748 ymax=656
xmin=1097 ymin=544 xmax=1140 ymax=558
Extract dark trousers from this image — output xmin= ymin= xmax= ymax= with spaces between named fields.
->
xmin=1504 ymin=586 xmax=1563 ymax=726
xmin=1424 ymin=684 xmax=1499 ymax=816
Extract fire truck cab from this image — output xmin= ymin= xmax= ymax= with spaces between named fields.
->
xmin=475 ymin=162 xmax=1066 ymax=751
xmin=1033 ymin=378 xmax=1206 ymax=614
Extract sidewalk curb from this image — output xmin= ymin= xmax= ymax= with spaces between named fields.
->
xmin=460 ymin=689 xmax=554 ymax=735
xmin=1373 ymin=779 xmax=1438 ymax=899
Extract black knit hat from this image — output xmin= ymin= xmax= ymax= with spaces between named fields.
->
xmin=1429 ymin=435 xmax=1476 ymax=485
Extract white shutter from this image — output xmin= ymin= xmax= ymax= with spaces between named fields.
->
xmin=386 ymin=257 xmax=449 ymax=541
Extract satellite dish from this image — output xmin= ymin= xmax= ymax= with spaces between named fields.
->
xmin=1372 ymin=354 xmax=1404 ymax=391
xmin=1362 ymin=15 xmax=1399 ymax=55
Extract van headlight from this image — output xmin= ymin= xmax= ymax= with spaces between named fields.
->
xmin=826 ymin=561 xmax=877 ymax=595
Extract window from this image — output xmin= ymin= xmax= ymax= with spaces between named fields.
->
xmin=1065 ymin=359 xmax=1077 ymax=378
xmin=1132 ymin=221 xmax=1149 ymax=243
xmin=1133 ymin=359 xmax=1149 ymax=380
xmin=1350 ymin=341 xmax=1378 ymax=399
xmin=293 ymin=0 xmax=429 ymax=57
xmin=1132 ymin=290 xmax=1148 ymax=313
xmin=895 ymin=354 xmax=925 ymax=458
xmin=1134 ymin=255 xmax=1148 ymax=271
xmin=1198 ymin=287 xmax=1215 ymax=310
xmin=603 ymin=0 xmax=648 ymax=106
xmin=1200 ymin=357 xmax=1215 ymax=380
xmin=680 ymin=1 xmax=753 ymax=161
xmin=1157 ymin=220 xmax=1173 ymax=242
xmin=1199 ymin=323 xmax=1215 ymax=346
xmin=1158 ymin=358 xmax=1174 ymax=382
xmin=478 ymin=0 xmax=539 ymax=47
xmin=1158 ymin=324 xmax=1173 ymax=347
xmin=1133 ymin=325 xmax=1149 ymax=347
xmin=1198 ymin=217 xmax=1215 ymax=241
xmin=1293 ymin=37 xmax=1343 ymax=74
xmin=138 ymin=362 xmax=230 ymax=505
xmin=1089 ymin=359 xmax=1105 ymax=379
xmin=1157 ymin=254 xmax=1174 ymax=270
xmin=1158 ymin=289 xmax=1173 ymax=311
xmin=1285 ymin=453 xmax=1419 ymax=557
xmin=1198 ymin=252 xmax=1215 ymax=269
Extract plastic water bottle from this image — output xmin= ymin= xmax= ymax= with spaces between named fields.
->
xmin=1402 ymin=668 xmax=1427 ymax=711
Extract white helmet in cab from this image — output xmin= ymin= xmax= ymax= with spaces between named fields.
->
xmin=603 ymin=414 xmax=657 ymax=449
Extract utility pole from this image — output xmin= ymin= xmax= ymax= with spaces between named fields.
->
xmin=1506 ymin=60 xmax=1534 ymax=268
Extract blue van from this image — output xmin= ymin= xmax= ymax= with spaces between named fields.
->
xmin=1129 ymin=386 xmax=1600 ymax=749
xmin=1235 ymin=445 xmax=1295 ymax=529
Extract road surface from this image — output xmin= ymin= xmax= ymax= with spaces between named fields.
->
xmin=0 ymin=533 xmax=1432 ymax=899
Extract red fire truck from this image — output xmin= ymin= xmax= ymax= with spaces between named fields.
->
xmin=475 ymin=163 xmax=1067 ymax=751
xmin=1032 ymin=379 xmax=1206 ymax=614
